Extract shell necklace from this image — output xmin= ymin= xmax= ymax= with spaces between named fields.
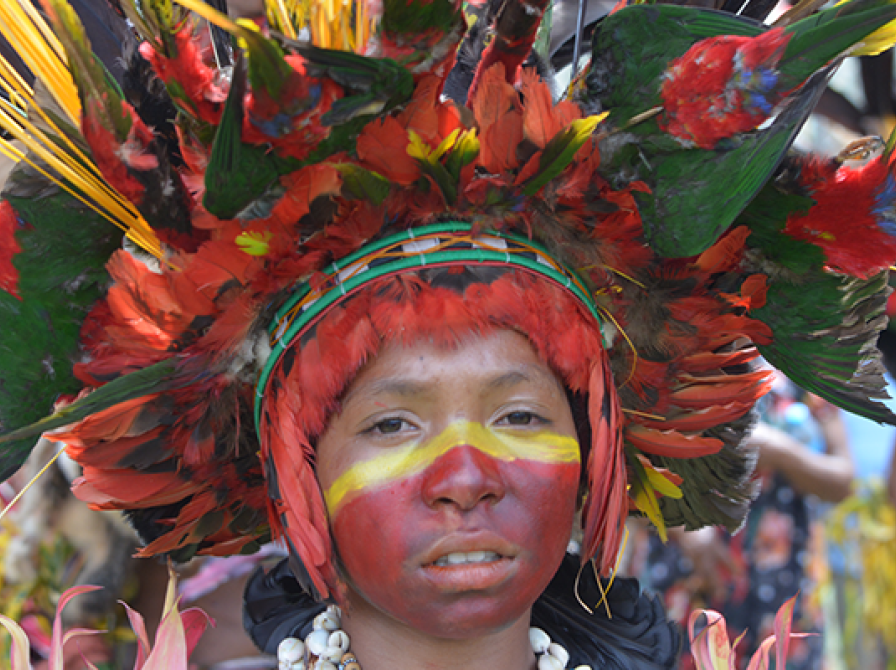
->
xmin=277 ymin=605 xmax=593 ymax=670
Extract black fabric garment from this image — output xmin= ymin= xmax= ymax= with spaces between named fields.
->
xmin=243 ymin=553 xmax=681 ymax=669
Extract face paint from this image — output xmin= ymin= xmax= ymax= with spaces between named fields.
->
xmin=314 ymin=331 xmax=584 ymax=639
xmin=323 ymin=420 xmax=580 ymax=516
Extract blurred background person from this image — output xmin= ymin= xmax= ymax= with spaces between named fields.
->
xmin=628 ymin=375 xmax=853 ymax=670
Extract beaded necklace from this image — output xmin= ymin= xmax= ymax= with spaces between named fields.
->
xmin=276 ymin=605 xmax=593 ymax=670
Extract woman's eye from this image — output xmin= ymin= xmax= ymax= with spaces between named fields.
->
xmin=371 ymin=418 xmax=407 ymax=434
xmin=502 ymin=411 xmax=540 ymax=426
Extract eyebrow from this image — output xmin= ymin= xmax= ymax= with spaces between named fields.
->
xmin=483 ymin=370 xmax=532 ymax=392
xmin=341 ymin=378 xmax=436 ymax=409
xmin=345 ymin=365 xmax=559 ymax=407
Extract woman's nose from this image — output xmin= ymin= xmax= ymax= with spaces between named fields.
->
xmin=421 ymin=445 xmax=507 ymax=511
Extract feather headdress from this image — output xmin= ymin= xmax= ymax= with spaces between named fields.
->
xmin=3 ymin=0 xmax=896 ymax=598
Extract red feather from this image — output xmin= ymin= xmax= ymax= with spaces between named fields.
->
xmin=139 ymin=26 xmax=226 ymax=124
xmin=625 ymin=425 xmax=723 ymax=458
xmin=784 ymin=154 xmax=896 ymax=278
xmin=0 ymin=199 xmax=21 ymax=298
xmin=661 ymin=29 xmax=791 ymax=149
xmin=582 ymin=355 xmax=627 ymax=575
xmin=469 ymin=64 xmax=524 ymax=174
xmin=356 ymin=116 xmax=419 ymax=185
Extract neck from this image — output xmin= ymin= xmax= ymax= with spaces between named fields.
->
xmin=341 ymin=601 xmax=537 ymax=670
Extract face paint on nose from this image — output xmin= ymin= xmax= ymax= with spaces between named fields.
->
xmin=323 ymin=420 xmax=580 ymax=516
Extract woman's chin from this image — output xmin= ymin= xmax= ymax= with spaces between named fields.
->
xmin=344 ymin=581 xmax=534 ymax=641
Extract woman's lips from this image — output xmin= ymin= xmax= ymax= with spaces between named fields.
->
xmin=420 ymin=530 xmax=518 ymax=566
xmin=432 ymin=550 xmax=502 ymax=566
xmin=421 ymin=555 xmax=516 ymax=592
xmin=419 ymin=532 xmax=519 ymax=591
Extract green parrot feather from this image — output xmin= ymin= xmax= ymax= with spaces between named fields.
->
xmin=0 ymin=170 xmax=120 ymax=481
xmin=740 ymin=179 xmax=896 ymax=424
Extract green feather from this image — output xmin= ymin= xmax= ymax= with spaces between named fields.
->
xmin=0 ymin=358 xmax=181 ymax=450
xmin=335 ymin=164 xmax=391 ymax=204
xmin=380 ymin=0 xmax=463 ymax=40
xmin=583 ymin=1 xmax=896 ymax=259
xmin=609 ymin=67 xmax=830 ymax=257
xmin=654 ymin=412 xmax=759 ymax=532
xmin=0 ymin=171 xmax=120 ymax=481
xmin=582 ymin=5 xmax=764 ymax=123
xmin=739 ymin=180 xmax=896 ymax=423
xmin=294 ymin=45 xmax=415 ymax=126
xmin=204 ymin=57 xmax=289 ymax=219
xmin=521 ymin=115 xmax=605 ymax=196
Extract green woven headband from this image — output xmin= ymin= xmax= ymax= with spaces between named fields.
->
xmin=254 ymin=222 xmax=602 ymax=434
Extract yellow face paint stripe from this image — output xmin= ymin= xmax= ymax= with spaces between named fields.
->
xmin=324 ymin=420 xmax=580 ymax=513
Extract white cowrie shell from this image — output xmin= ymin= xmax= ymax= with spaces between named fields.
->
xmin=328 ymin=630 xmax=350 ymax=652
xmin=538 ymin=655 xmax=565 ymax=670
xmin=575 ymin=666 xmax=593 ymax=670
xmin=313 ymin=612 xmax=340 ymax=632
xmin=548 ymin=642 xmax=570 ymax=666
xmin=529 ymin=628 xmax=551 ymax=654
xmin=306 ymin=629 xmax=330 ymax=656
xmin=313 ymin=661 xmax=337 ymax=670
xmin=323 ymin=646 xmax=344 ymax=662
xmin=278 ymin=638 xmax=304 ymax=663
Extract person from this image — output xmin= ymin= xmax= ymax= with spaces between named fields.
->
xmin=3 ymin=0 xmax=896 ymax=668
xmin=632 ymin=385 xmax=853 ymax=669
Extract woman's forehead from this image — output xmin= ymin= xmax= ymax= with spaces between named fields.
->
xmin=341 ymin=330 xmax=566 ymax=403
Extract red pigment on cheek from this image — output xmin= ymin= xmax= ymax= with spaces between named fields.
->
xmin=330 ymin=454 xmax=580 ymax=637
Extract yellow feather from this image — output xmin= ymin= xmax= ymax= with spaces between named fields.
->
xmin=851 ymin=19 xmax=896 ymax=55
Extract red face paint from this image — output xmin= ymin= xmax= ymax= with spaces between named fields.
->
xmin=315 ymin=331 xmax=584 ymax=639
xmin=330 ymin=445 xmax=579 ymax=638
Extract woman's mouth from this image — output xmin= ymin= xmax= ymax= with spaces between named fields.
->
xmin=432 ymin=550 xmax=503 ymax=566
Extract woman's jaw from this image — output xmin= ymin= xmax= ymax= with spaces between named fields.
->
xmin=314 ymin=330 xmax=584 ymax=646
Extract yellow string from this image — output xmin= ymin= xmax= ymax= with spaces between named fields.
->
xmin=621 ymin=408 xmax=666 ymax=421
xmin=0 ymin=101 xmax=163 ymax=257
xmin=573 ymin=524 xmax=631 ymax=619
xmin=594 ymin=303 xmax=639 ymax=388
xmin=0 ymin=446 xmax=65 ymax=524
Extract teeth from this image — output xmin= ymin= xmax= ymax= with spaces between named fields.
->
xmin=434 ymin=551 xmax=501 ymax=566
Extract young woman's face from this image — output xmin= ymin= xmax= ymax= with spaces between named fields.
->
xmin=315 ymin=330 xmax=582 ymax=639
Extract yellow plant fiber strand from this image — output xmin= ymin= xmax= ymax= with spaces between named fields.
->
xmin=261 ymin=0 xmax=373 ymax=52
xmin=0 ymin=0 xmax=79 ymax=124
xmin=0 ymin=446 xmax=64 ymax=524
xmin=0 ymin=3 xmax=163 ymax=258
